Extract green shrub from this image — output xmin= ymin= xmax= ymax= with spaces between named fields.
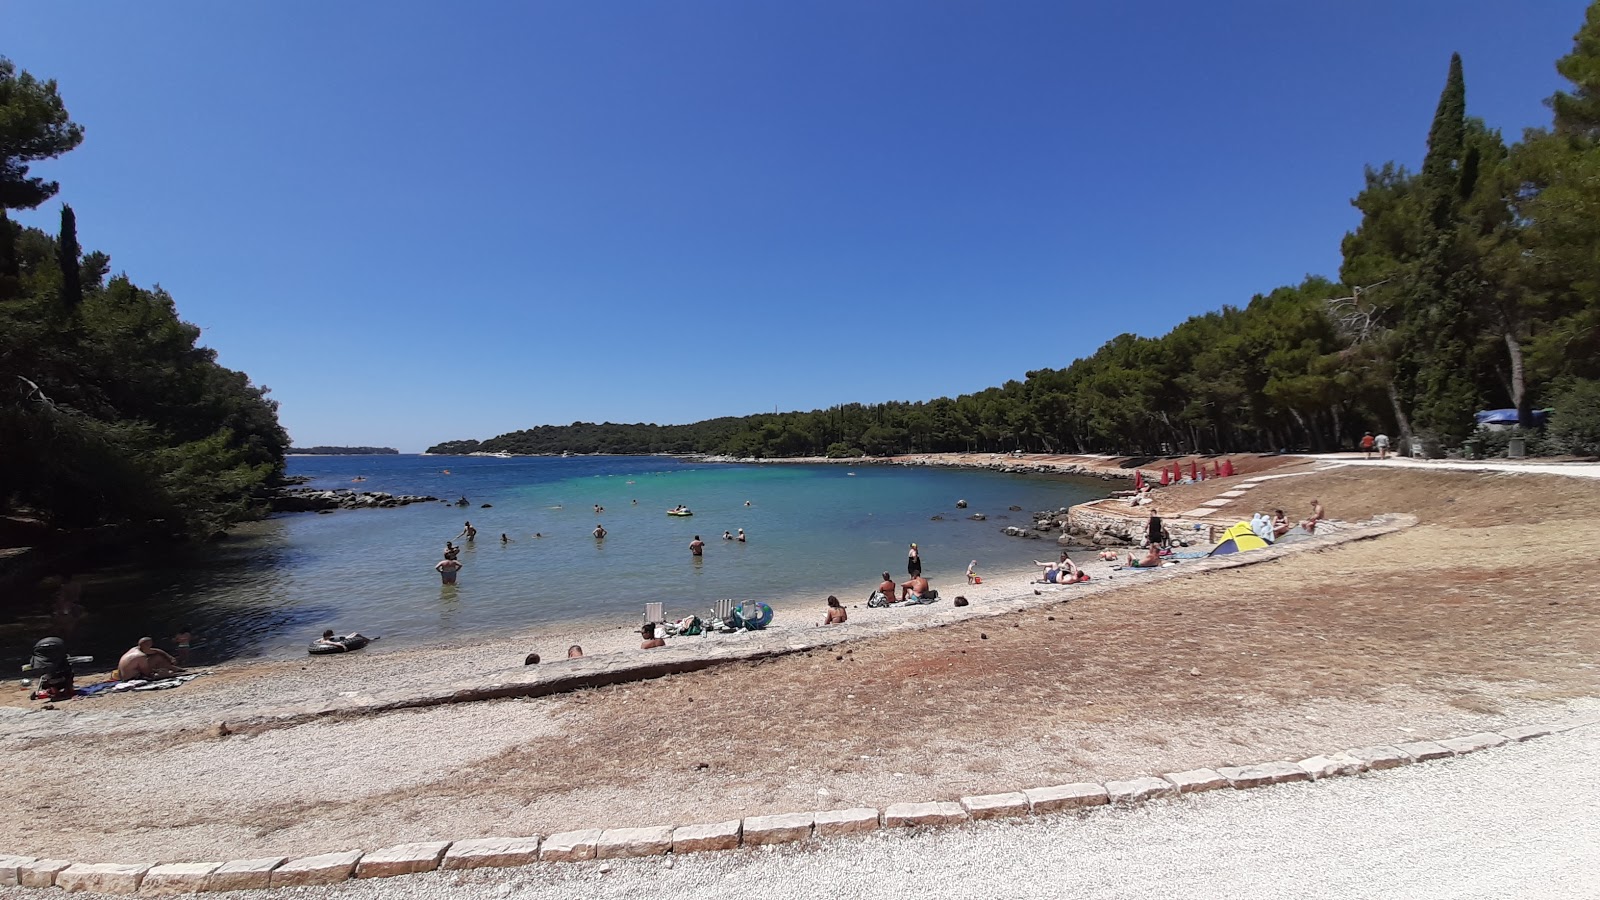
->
xmin=1548 ymin=379 xmax=1600 ymax=456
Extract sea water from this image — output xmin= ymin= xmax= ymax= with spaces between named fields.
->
xmin=10 ymin=455 xmax=1107 ymax=666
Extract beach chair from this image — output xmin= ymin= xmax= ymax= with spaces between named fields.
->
xmin=712 ymin=598 xmax=734 ymax=622
xmin=643 ymin=601 xmax=664 ymax=625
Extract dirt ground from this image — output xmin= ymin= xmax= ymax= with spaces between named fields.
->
xmin=5 ymin=464 xmax=1598 ymax=863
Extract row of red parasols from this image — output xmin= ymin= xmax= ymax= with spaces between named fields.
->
xmin=1133 ymin=458 xmax=1236 ymax=491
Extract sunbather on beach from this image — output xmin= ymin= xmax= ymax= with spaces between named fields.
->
xmin=900 ymin=574 xmax=930 ymax=602
xmin=1124 ymin=546 xmax=1163 ymax=568
xmin=1272 ymin=509 xmax=1293 ymax=538
xmin=875 ymin=571 xmax=896 ymax=601
xmin=820 ymin=595 xmax=848 ymax=625
xmin=567 ymin=645 xmax=584 ymax=659
xmin=639 ymin=625 xmax=665 ymax=650
xmin=116 ymin=637 xmax=183 ymax=680
xmin=1301 ymin=498 xmax=1326 ymax=533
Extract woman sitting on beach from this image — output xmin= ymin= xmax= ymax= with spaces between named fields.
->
xmin=1271 ymin=509 xmax=1293 ymax=538
xmin=820 ymin=595 xmax=848 ymax=625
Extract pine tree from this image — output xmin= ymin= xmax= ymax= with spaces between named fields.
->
xmin=1552 ymin=2 xmax=1600 ymax=136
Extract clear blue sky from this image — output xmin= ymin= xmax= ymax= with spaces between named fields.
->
xmin=8 ymin=1 xmax=1588 ymax=451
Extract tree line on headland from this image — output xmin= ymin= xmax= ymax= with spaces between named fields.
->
xmin=432 ymin=7 xmax=1600 ymax=462
xmin=1 ymin=58 xmax=288 ymax=541
xmin=288 ymin=446 xmax=399 ymax=456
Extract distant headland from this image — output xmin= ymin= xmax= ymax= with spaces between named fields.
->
xmin=287 ymin=446 xmax=400 ymax=456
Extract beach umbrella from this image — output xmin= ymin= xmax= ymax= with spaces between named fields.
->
xmin=1221 ymin=458 xmax=1235 ymax=477
xmin=1134 ymin=469 xmax=1145 ymax=491
xmin=1188 ymin=460 xmax=1198 ymax=481
xmin=1159 ymin=465 xmax=1170 ymax=486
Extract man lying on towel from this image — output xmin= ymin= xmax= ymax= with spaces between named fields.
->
xmin=1123 ymin=546 xmax=1163 ymax=569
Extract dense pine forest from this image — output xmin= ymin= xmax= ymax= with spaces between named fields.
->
xmin=432 ymin=7 xmax=1600 ymax=462
xmin=1 ymin=59 xmax=289 ymax=541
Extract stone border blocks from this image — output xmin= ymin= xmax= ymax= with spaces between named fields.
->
xmin=595 ymin=827 xmax=672 ymax=860
xmin=20 ymin=860 xmax=71 ymax=889
xmin=356 ymin=842 xmax=450 ymax=878
xmin=440 ymin=837 xmax=541 ymax=871
xmin=1498 ymin=725 xmax=1551 ymax=743
xmin=1023 ymin=782 xmax=1108 ymax=813
xmin=0 ymin=856 xmax=36 ymax=888
xmin=1297 ymin=753 xmax=1367 ymax=781
xmin=269 ymin=851 xmax=362 ymax=888
xmin=1438 ymin=732 xmax=1507 ymax=755
xmin=671 ymin=822 xmax=741 ymax=854
xmin=960 ymin=792 xmax=1030 ymax=820
xmin=1217 ymin=761 xmax=1311 ymax=789
xmin=1163 ymin=768 xmax=1229 ymax=794
xmin=0 ymin=720 xmax=1566 ymax=895
xmin=138 ymin=863 xmax=220 ymax=895
xmin=203 ymin=857 xmax=284 ymax=892
xmin=741 ymin=814 xmax=813 ymax=846
xmin=883 ymin=802 xmax=967 ymax=828
xmin=813 ymin=808 xmax=881 ymax=837
xmin=539 ymin=830 xmax=601 ymax=863
xmin=1347 ymin=745 xmax=1412 ymax=771
xmin=1105 ymin=776 xmax=1176 ymax=804
xmin=55 ymin=863 xmax=149 ymax=894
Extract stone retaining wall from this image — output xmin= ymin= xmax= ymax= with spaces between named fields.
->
xmin=0 ymin=720 xmax=1581 ymax=894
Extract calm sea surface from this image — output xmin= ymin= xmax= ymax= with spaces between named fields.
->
xmin=11 ymin=455 xmax=1108 ymax=666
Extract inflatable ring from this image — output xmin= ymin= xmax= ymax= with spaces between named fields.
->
xmin=732 ymin=601 xmax=773 ymax=630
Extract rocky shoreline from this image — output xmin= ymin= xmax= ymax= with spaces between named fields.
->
xmin=269 ymin=488 xmax=440 ymax=513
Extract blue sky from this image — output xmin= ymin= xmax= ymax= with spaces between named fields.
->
xmin=8 ymin=1 xmax=1588 ymax=451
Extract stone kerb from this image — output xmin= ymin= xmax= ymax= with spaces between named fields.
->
xmin=0 ymin=716 xmax=1556 ymax=894
xmin=138 ymin=863 xmax=220 ymax=895
xmin=440 ymin=837 xmax=541 ymax=871
xmin=54 ymin=862 xmax=149 ymax=894
xmin=203 ymin=857 xmax=284 ymax=892
xmin=741 ymin=813 xmax=814 ymax=846
xmin=356 ymin=842 xmax=450 ymax=878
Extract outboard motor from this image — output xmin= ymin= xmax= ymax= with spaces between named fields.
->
xmin=23 ymin=637 xmax=86 ymax=701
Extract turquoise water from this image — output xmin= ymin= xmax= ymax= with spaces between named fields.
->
xmin=15 ymin=455 xmax=1107 ymax=665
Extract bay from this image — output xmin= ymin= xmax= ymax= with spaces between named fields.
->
xmin=10 ymin=455 xmax=1107 ymax=667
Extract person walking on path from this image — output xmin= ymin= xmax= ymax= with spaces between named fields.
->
xmin=1375 ymin=433 xmax=1391 ymax=460
xmin=907 ymin=542 xmax=922 ymax=577
xmin=1360 ymin=432 xmax=1376 ymax=459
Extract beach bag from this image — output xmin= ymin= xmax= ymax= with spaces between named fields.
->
xmin=867 ymin=592 xmax=891 ymax=609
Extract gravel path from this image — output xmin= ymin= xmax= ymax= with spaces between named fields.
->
xmin=105 ymin=716 xmax=1595 ymax=900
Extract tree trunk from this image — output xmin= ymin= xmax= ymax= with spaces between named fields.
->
xmin=1385 ymin=380 xmax=1414 ymax=449
xmin=1506 ymin=331 xmax=1533 ymax=427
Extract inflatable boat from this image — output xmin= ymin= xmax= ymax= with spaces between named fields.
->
xmin=308 ymin=635 xmax=372 ymax=655
xmin=666 ymin=509 xmax=694 ymax=517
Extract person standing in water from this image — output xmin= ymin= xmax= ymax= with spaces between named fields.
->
xmin=435 ymin=556 xmax=463 ymax=584
xmin=593 ymin=523 xmax=607 ymax=540
xmin=736 ymin=528 xmax=746 ymax=543
xmin=689 ymin=535 xmax=705 ymax=556
xmin=443 ymin=541 xmax=459 ymax=561
xmin=500 ymin=533 xmax=512 ymax=544
xmin=457 ymin=521 xmax=477 ymax=542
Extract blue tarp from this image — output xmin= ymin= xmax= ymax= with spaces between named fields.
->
xmin=1474 ymin=409 xmax=1549 ymax=427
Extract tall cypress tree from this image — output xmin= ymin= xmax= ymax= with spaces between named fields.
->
xmin=1405 ymin=53 xmax=1485 ymax=447
xmin=1422 ymin=53 xmax=1467 ymax=227
xmin=57 ymin=203 xmax=81 ymax=311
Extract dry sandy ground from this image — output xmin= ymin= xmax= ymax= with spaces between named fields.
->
xmin=4 ymin=465 xmax=1598 ymax=865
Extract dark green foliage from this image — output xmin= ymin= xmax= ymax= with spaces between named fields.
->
xmin=56 ymin=203 xmax=79 ymax=311
xmin=0 ymin=57 xmax=84 ymax=210
xmin=1547 ymin=379 xmax=1600 ymax=455
xmin=1 ymin=59 xmax=286 ymax=540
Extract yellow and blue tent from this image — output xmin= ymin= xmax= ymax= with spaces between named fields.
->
xmin=1210 ymin=521 xmax=1270 ymax=556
